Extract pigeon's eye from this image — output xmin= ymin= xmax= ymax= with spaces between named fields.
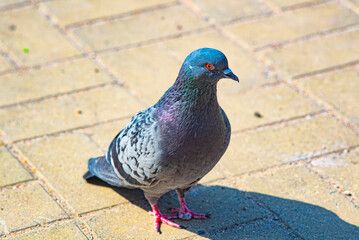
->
xmin=206 ymin=63 xmax=213 ymax=70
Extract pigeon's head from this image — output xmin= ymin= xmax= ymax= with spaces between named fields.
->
xmin=180 ymin=48 xmax=239 ymax=84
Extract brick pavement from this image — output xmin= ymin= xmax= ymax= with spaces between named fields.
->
xmin=0 ymin=0 xmax=358 ymax=239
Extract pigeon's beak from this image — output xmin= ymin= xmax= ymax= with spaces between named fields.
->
xmin=222 ymin=68 xmax=239 ymax=82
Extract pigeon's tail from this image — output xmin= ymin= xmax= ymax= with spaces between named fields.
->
xmin=83 ymin=170 xmax=94 ymax=180
xmin=85 ymin=156 xmax=123 ymax=187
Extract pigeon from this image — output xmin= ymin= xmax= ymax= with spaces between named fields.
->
xmin=83 ymin=48 xmax=238 ymax=232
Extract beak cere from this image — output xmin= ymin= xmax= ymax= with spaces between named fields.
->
xmin=222 ymin=68 xmax=239 ymax=82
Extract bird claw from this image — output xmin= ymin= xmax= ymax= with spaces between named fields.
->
xmin=149 ymin=208 xmax=182 ymax=233
xmin=171 ymin=207 xmax=207 ymax=220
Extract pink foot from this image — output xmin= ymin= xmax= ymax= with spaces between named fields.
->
xmin=171 ymin=198 xmax=207 ymax=220
xmin=149 ymin=204 xmax=184 ymax=233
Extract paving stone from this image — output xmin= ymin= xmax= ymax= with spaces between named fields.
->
xmin=218 ymin=84 xmax=321 ymax=132
xmin=0 ymin=146 xmax=32 ymax=187
xmin=0 ymin=55 xmax=12 ymax=72
xmin=162 ymin=30 xmax=276 ymax=93
xmin=239 ymin=165 xmax=359 ymax=239
xmin=311 ymin=148 xmax=359 ymax=199
xmin=269 ymin=0 xmax=325 ymax=9
xmin=189 ymin=219 xmax=293 ymax=240
xmin=0 ymin=7 xmax=80 ymax=66
xmin=225 ymin=3 xmax=359 ymax=49
xmin=82 ymin=119 xmax=130 ymax=151
xmin=7 ymin=223 xmax=86 ymax=240
xmin=0 ymin=183 xmax=67 ymax=235
xmin=350 ymin=0 xmax=359 ymax=7
xmin=190 ymin=0 xmax=271 ymax=23
xmin=264 ymin=30 xmax=359 ymax=78
xmin=85 ymin=182 xmax=265 ymax=239
xmin=0 ymin=58 xmax=112 ymax=107
xmin=17 ymin=132 xmax=144 ymax=214
xmin=0 ymin=0 xmax=27 ymax=8
xmin=298 ymin=69 xmax=359 ymax=126
xmin=220 ymin=115 xmax=359 ymax=175
xmin=0 ymin=85 xmax=143 ymax=141
xmin=44 ymin=0 xmax=174 ymax=26
xmin=100 ymin=45 xmax=181 ymax=104
xmin=72 ymin=5 xmax=208 ymax=51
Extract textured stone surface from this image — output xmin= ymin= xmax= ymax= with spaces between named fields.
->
xmin=100 ymin=45 xmax=180 ymax=104
xmin=0 ymin=86 xmax=142 ymax=141
xmin=311 ymin=148 xmax=359 ymax=199
xmin=82 ymin=119 xmax=130 ymax=151
xmin=0 ymin=58 xmax=111 ymax=107
xmin=189 ymin=219 xmax=293 ymax=240
xmin=0 ymin=0 xmax=27 ymax=8
xmin=0 ymin=7 xmax=80 ymax=66
xmin=44 ymin=0 xmax=174 ymax=26
xmin=7 ymin=223 xmax=86 ymax=240
xmin=85 ymin=183 xmax=265 ymax=239
xmin=350 ymin=0 xmax=359 ymax=7
xmin=226 ymin=3 xmax=359 ymax=49
xmin=220 ymin=115 xmax=359 ymax=175
xmin=298 ymin=69 xmax=359 ymax=126
xmin=0 ymin=146 xmax=32 ymax=187
xmin=17 ymin=133 xmax=144 ymax=214
xmin=265 ymin=30 xmax=359 ymax=77
xmin=218 ymin=84 xmax=321 ymax=132
xmin=190 ymin=0 xmax=271 ymax=22
xmin=0 ymin=183 xmax=67 ymax=235
xmin=0 ymin=55 xmax=12 ymax=72
xmin=239 ymin=165 xmax=359 ymax=239
xmin=162 ymin=30 xmax=276 ymax=93
xmin=269 ymin=0 xmax=326 ymax=9
xmin=72 ymin=5 xmax=208 ymax=51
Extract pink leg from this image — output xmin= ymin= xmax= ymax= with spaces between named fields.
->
xmin=149 ymin=204 xmax=184 ymax=233
xmin=172 ymin=197 xmax=207 ymax=220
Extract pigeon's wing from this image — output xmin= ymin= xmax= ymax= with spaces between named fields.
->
xmin=105 ymin=106 xmax=162 ymax=188
xmin=220 ymin=107 xmax=231 ymax=147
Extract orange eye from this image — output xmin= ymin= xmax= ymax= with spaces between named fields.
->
xmin=206 ymin=63 xmax=213 ymax=70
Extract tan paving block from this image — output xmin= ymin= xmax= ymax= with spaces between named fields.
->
xmin=0 ymin=183 xmax=67 ymax=235
xmin=0 ymin=85 xmax=143 ymax=141
xmin=162 ymin=30 xmax=276 ymax=92
xmin=85 ymin=183 xmax=265 ymax=239
xmin=265 ymin=30 xmax=359 ymax=78
xmin=311 ymin=149 xmax=359 ymax=199
xmin=220 ymin=115 xmax=359 ymax=175
xmin=44 ymin=0 xmax=174 ymax=26
xmin=0 ymin=0 xmax=27 ymax=8
xmin=350 ymin=0 xmax=359 ymax=7
xmin=72 ymin=5 xmax=208 ymax=51
xmin=298 ymin=69 xmax=359 ymax=126
xmin=269 ymin=0 xmax=325 ymax=9
xmin=226 ymin=3 xmax=359 ymax=49
xmin=0 ymin=7 xmax=80 ymax=66
xmin=0 ymin=146 xmax=32 ymax=187
xmin=239 ymin=165 xmax=359 ymax=239
xmin=17 ymin=132 xmax=144 ymax=213
xmin=100 ymin=45 xmax=180 ymax=104
xmin=7 ymin=223 xmax=86 ymax=240
xmin=83 ymin=119 xmax=130 ymax=151
xmin=218 ymin=84 xmax=321 ymax=132
xmin=0 ymin=55 xmax=12 ymax=72
xmin=190 ymin=0 xmax=270 ymax=22
xmin=0 ymin=59 xmax=111 ymax=107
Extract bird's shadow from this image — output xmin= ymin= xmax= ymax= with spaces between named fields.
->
xmin=86 ymin=177 xmax=359 ymax=239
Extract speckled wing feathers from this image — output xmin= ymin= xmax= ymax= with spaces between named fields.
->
xmin=106 ymin=106 xmax=161 ymax=188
